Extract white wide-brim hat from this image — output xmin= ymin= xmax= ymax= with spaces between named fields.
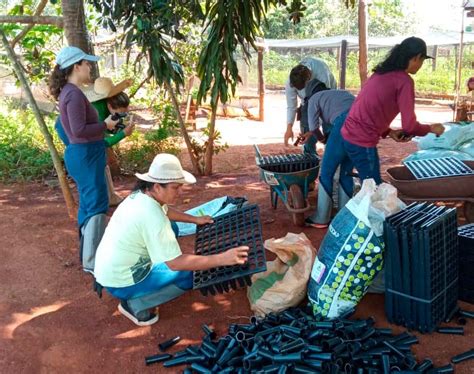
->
xmin=81 ymin=77 xmax=132 ymax=103
xmin=135 ymin=153 xmax=196 ymax=184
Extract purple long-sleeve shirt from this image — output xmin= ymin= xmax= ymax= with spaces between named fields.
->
xmin=341 ymin=71 xmax=430 ymax=147
xmin=58 ymin=83 xmax=106 ymax=144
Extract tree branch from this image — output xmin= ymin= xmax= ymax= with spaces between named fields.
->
xmin=10 ymin=0 xmax=49 ymax=48
xmin=0 ymin=15 xmax=63 ymax=28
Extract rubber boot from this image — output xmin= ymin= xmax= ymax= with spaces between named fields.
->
xmin=337 ymin=185 xmax=352 ymax=211
xmin=80 ymin=213 xmax=107 ymax=274
xmin=309 ymin=184 xmax=333 ymax=225
xmin=106 ymin=165 xmax=123 ymax=207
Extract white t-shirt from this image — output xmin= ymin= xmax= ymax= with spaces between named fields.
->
xmin=94 ymin=191 xmax=182 ymax=287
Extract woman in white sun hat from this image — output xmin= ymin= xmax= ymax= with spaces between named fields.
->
xmin=94 ymin=154 xmax=250 ymax=326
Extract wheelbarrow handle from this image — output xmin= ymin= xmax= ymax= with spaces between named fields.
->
xmin=254 ymin=144 xmax=263 ymax=160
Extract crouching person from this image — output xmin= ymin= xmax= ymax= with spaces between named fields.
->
xmin=94 ymin=154 xmax=249 ymax=326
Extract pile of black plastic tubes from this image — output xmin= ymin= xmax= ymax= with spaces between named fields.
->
xmin=145 ymin=306 xmax=474 ymax=373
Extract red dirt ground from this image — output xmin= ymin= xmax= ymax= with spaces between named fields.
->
xmin=1 ymin=139 xmax=473 ymax=374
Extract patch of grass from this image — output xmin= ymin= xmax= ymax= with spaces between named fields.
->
xmin=0 ymin=100 xmax=62 ymax=183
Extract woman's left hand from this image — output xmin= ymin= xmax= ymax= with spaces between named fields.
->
xmin=389 ymin=129 xmax=412 ymax=142
xmin=195 ymin=215 xmax=214 ymax=225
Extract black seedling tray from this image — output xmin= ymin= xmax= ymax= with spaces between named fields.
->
xmin=403 ymin=157 xmax=473 ymax=180
xmin=257 ymin=153 xmax=319 ymax=174
xmin=384 ymin=204 xmax=459 ymax=333
xmin=193 ymin=204 xmax=266 ymax=296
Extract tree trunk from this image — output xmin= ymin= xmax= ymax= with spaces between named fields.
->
xmin=257 ymin=48 xmax=265 ymax=122
xmin=358 ymin=0 xmax=368 ymax=85
xmin=164 ymin=81 xmax=201 ymax=175
xmin=0 ymin=27 xmax=77 ymax=218
xmin=204 ymin=104 xmax=217 ymax=176
xmin=61 ymin=0 xmax=99 ymax=79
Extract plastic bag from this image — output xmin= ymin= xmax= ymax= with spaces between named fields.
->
xmin=177 ymin=196 xmax=247 ymax=236
xmin=308 ymin=180 xmax=405 ymax=320
xmin=415 ymin=123 xmax=474 ymax=150
xmin=458 ymin=140 xmax=474 ymax=159
xmin=403 ymin=148 xmax=472 ymax=162
xmin=247 ymin=233 xmax=316 ymax=316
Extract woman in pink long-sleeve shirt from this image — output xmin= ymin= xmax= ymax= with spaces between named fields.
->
xmin=341 ymin=37 xmax=445 ymax=184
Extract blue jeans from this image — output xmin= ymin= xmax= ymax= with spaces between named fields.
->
xmin=107 ymin=263 xmax=193 ymax=302
xmin=319 ymin=112 xmax=354 ymax=197
xmin=343 ymin=139 xmax=382 ymax=184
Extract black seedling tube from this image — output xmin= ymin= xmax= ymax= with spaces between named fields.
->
xmin=395 ymin=336 xmax=418 ymax=346
xmin=185 ymin=346 xmax=200 ymax=356
xmin=158 ymin=336 xmax=181 ymax=351
xmin=257 ymin=347 xmax=275 ymax=360
xmin=436 ymin=327 xmax=464 ymax=335
xmin=280 ymin=325 xmax=302 ymax=336
xmin=430 ymin=364 xmax=454 ymax=373
xmin=444 ymin=305 xmax=460 ymax=323
xmin=163 ymin=354 xmax=206 ymax=367
xmin=310 ymin=321 xmax=335 ymax=329
xmin=451 ymin=348 xmax=474 ymax=364
xmin=348 ymin=342 xmax=362 ymax=355
xmin=293 ymin=365 xmax=320 ymax=374
xmin=172 ymin=349 xmax=188 ymax=358
xmin=306 ymin=329 xmax=326 ymax=340
xmin=332 ymin=342 xmax=347 ymax=356
xmin=457 ymin=317 xmax=468 ymax=325
xmin=261 ymin=364 xmax=281 ymax=373
xmin=190 ymin=363 xmax=212 ymax=374
xmin=201 ymin=339 xmax=217 ymax=356
xmin=273 ymin=352 xmax=303 ymax=363
xmin=280 ymin=338 xmax=305 ymax=354
xmin=383 ymin=341 xmax=405 ymax=359
xmin=459 ymin=309 xmax=474 ymax=319
xmin=306 ymin=352 xmax=333 ymax=361
xmin=306 ymin=344 xmax=323 ymax=353
xmin=217 ymin=345 xmax=240 ymax=367
xmin=382 ymin=355 xmax=390 ymax=374
xmin=376 ymin=328 xmax=393 ymax=336
xmin=415 ymin=358 xmax=433 ymax=372
xmin=305 ymin=359 xmax=325 ymax=370
xmin=243 ymin=357 xmax=264 ymax=370
xmin=202 ymin=324 xmax=217 ymax=339
xmin=144 ymin=353 xmax=172 ymax=366
xmin=322 ymin=337 xmax=343 ymax=350
xmin=277 ymin=365 xmax=288 ymax=374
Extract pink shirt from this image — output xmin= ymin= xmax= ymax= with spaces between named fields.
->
xmin=341 ymin=71 xmax=430 ymax=147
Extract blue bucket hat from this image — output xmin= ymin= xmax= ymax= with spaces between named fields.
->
xmin=56 ymin=46 xmax=100 ymax=69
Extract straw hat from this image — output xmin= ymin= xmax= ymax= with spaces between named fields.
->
xmin=135 ymin=154 xmax=196 ymax=184
xmin=82 ymin=77 xmax=132 ymax=103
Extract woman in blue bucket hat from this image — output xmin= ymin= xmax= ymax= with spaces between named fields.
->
xmin=48 ymin=46 xmax=119 ymax=275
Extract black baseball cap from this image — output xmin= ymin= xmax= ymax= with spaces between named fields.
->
xmin=400 ymin=36 xmax=433 ymax=59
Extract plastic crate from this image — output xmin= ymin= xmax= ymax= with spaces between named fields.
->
xmin=384 ymin=204 xmax=459 ymax=333
xmin=458 ymin=224 xmax=474 ymax=304
xmin=403 ymin=157 xmax=473 ymax=180
xmin=257 ymin=153 xmax=319 ymax=174
xmin=193 ymin=204 xmax=267 ymax=296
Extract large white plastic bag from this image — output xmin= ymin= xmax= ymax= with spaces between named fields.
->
xmin=403 ymin=148 xmax=472 ymax=162
xmin=415 ymin=123 xmax=474 ymax=150
xmin=308 ymin=180 xmax=404 ymax=320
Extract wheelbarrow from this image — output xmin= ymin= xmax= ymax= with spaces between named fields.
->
xmin=386 ymin=160 xmax=474 ymax=223
xmin=254 ymin=145 xmax=320 ymax=226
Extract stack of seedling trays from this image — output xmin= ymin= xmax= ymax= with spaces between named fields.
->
xmin=256 ymin=153 xmax=319 ymax=173
xmin=458 ymin=224 xmax=474 ymax=304
xmin=193 ymin=204 xmax=267 ymax=296
xmin=384 ymin=203 xmax=459 ymax=333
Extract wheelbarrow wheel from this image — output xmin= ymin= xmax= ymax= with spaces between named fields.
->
xmin=464 ymin=201 xmax=474 ymax=223
xmin=289 ymin=184 xmax=305 ymax=227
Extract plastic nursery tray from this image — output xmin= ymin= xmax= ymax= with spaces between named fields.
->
xmin=403 ymin=157 xmax=473 ymax=180
xmin=193 ymin=204 xmax=266 ymax=296
xmin=458 ymin=224 xmax=474 ymax=304
xmin=256 ymin=153 xmax=319 ymax=174
xmin=384 ymin=203 xmax=459 ymax=333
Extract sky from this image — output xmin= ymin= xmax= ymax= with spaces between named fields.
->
xmin=401 ymin=0 xmax=473 ymax=33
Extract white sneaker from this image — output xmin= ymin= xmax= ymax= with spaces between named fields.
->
xmin=118 ymin=302 xmax=159 ymax=326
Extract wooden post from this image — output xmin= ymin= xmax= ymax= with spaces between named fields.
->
xmin=336 ymin=46 xmax=341 ymax=71
xmin=358 ymin=0 xmax=369 ymax=85
xmin=339 ymin=40 xmax=348 ymax=89
xmin=257 ymin=47 xmax=265 ymax=122
xmin=432 ymin=45 xmax=438 ymax=71
xmin=0 ymin=27 xmax=77 ymax=218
